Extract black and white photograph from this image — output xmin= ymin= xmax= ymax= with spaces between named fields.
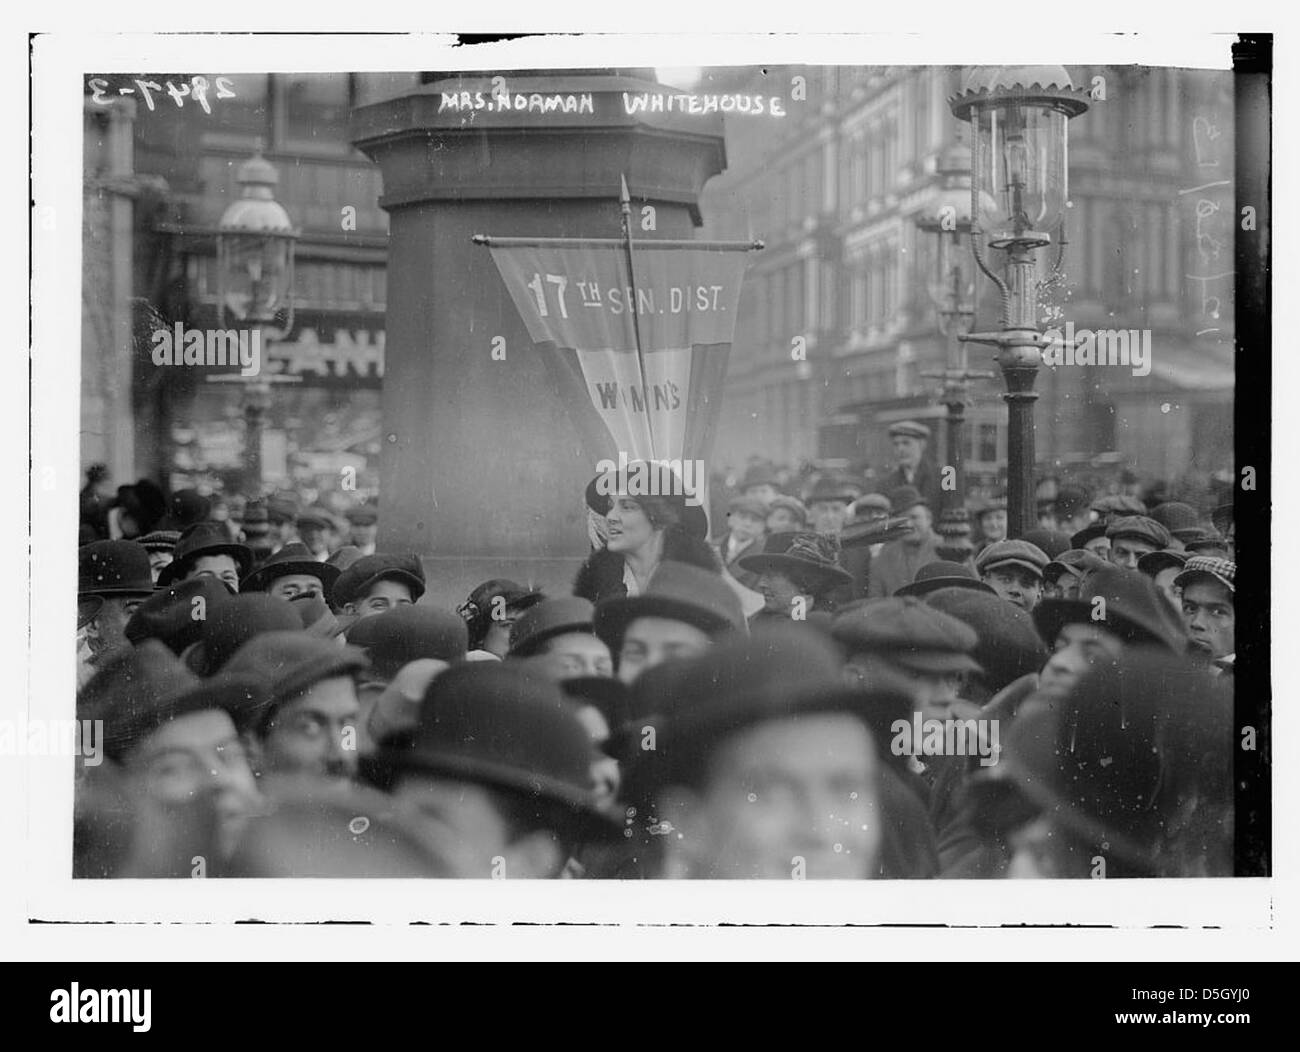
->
xmin=12 ymin=20 xmax=1287 ymax=969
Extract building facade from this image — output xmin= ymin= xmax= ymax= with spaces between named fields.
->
xmin=696 ymin=64 xmax=1235 ymax=493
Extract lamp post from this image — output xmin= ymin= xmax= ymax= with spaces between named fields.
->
xmin=916 ymin=142 xmax=996 ymax=561
xmin=214 ymin=149 xmax=298 ymax=496
xmin=948 ymin=67 xmax=1088 ymax=538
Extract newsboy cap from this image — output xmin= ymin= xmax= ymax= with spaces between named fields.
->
xmin=125 ymin=576 xmax=234 ymax=654
xmin=831 ymin=597 xmax=982 ymax=675
xmin=975 ymin=539 xmax=1050 ymax=580
xmin=330 ymin=553 xmax=426 ymax=608
xmin=922 ymin=587 xmax=1048 ymax=695
xmin=1174 ymin=556 xmax=1235 ymax=595
xmin=1106 ymin=515 xmax=1171 ymax=549
xmin=220 ymin=632 xmax=369 ymax=730
xmin=888 ymin=420 xmax=931 ymax=440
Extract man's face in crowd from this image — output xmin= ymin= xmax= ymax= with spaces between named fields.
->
xmin=728 ymin=511 xmax=766 ymax=546
xmin=617 ymin=616 xmax=712 ymax=685
xmin=845 ymin=654 xmax=964 ymax=722
xmin=347 ymin=578 xmax=414 ymax=619
xmin=189 ymin=554 xmax=240 ymax=593
xmin=253 ymin=676 xmax=360 ymax=783
xmin=743 ymin=483 xmax=778 ymax=505
xmin=85 ymin=595 xmax=144 ymax=661
xmin=981 ymin=565 xmax=1043 ymax=612
xmin=273 ymin=520 xmax=296 ymax=545
xmin=605 ymin=497 xmax=654 ymax=554
xmin=1082 ymin=535 xmax=1111 ymax=558
xmin=1152 ymin=567 xmax=1182 ymax=611
xmin=572 ymin=705 xmax=620 ymax=811
xmin=147 ymin=551 xmax=173 ymax=582
xmin=1181 ymin=579 xmax=1234 ymax=660
xmin=1109 ymin=536 xmax=1158 ymax=569
xmin=535 ymin=631 xmax=613 ymax=680
xmin=658 ymin=714 xmax=880 ymax=879
xmin=1039 ymin=623 xmax=1125 ymax=701
xmin=757 ymin=570 xmax=808 ymax=616
xmin=980 ymin=510 xmax=1008 ymax=543
xmin=269 ymin=573 xmax=323 ymax=601
xmin=766 ymin=507 xmax=802 ymax=533
xmin=392 ymin=775 xmax=565 ymax=878
xmin=809 ymin=499 xmax=850 ymax=536
xmin=298 ymin=525 xmax=328 ymax=556
xmin=128 ymin=708 xmax=260 ymax=859
xmin=892 ymin=434 xmax=924 ymax=470
xmin=350 ymin=523 xmax=378 ymax=548
xmin=902 ymin=502 xmax=932 ymax=541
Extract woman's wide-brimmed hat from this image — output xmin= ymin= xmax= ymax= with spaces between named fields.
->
xmin=737 ymin=530 xmax=853 ymax=592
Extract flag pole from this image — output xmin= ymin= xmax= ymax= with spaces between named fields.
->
xmin=620 ymin=173 xmax=657 ymax=460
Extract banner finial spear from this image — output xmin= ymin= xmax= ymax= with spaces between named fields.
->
xmin=620 ymin=173 xmax=631 ymax=210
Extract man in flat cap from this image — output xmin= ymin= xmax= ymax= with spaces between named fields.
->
xmin=594 ymin=561 xmax=746 ymax=685
xmin=974 ymin=539 xmax=1050 ymax=613
xmin=222 ymin=632 xmax=370 ymax=787
xmin=804 ymin=476 xmax=862 ymax=539
xmin=866 ymin=487 xmax=940 ymax=598
xmin=765 ymin=494 xmax=809 ymax=534
xmin=294 ymin=509 xmax=334 ymax=561
xmin=78 ymin=641 xmax=266 ymax=871
xmin=971 ymin=493 xmax=1008 ymax=553
xmin=329 ymin=553 xmax=426 ymax=620
xmin=1106 ymin=515 xmax=1172 ymax=571
xmin=878 ymin=420 xmax=941 ymax=512
xmin=345 ymin=504 xmax=379 ymax=557
xmin=832 ymin=597 xmax=983 ymax=728
xmin=507 ymin=596 xmax=613 ymax=681
xmin=1175 ymin=556 xmax=1235 ymax=674
xmin=712 ymin=494 xmax=769 ymax=592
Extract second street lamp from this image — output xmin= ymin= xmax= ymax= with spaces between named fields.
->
xmin=915 ymin=141 xmax=996 ymax=561
xmin=948 ymin=66 xmax=1089 ymax=538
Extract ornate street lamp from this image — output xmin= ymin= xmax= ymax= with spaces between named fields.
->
xmin=915 ymin=141 xmax=996 ymax=561
xmin=213 ymin=150 xmax=299 ymax=495
xmin=948 ymin=66 xmax=1089 ymax=538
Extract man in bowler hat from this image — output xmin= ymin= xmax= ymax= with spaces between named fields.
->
xmin=79 ymin=540 xmax=156 ymax=675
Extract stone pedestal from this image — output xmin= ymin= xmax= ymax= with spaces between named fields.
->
xmin=352 ymin=72 xmax=727 ymax=606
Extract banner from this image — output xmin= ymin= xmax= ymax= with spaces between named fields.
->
xmin=487 ymin=241 xmax=750 ymax=469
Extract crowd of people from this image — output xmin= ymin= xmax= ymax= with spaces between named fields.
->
xmin=73 ymin=421 xmax=1238 ymax=880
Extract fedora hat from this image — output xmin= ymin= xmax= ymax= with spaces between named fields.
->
xmin=584 ymin=461 xmax=709 ymax=541
xmin=240 ymin=542 xmax=341 ymax=594
xmin=737 ymin=462 xmax=780 ymax=491
xmin=330 ymin=553 xmax=426 ymax=609
xmin=182 ymin=594 xmax=305 ymax=676
xmin=1032 ymin=566 xmax=1187 ymax=652
xmin=508 ymin=597 xmax=597 ymax=658
xmin=78 ymin=540 xmax=155 ymax=598
xmin=125 ymin=576 xmax=234 ymax=655
xmin=368 ymin=662 xmax=620 ymax=837
xmin=156 ymin=524 xmax=254 ymax=587
xmin=895 ymin=560 xmax=995 ymax=599
xmin=346 ymin=604 xmax=470 ymax=680
xmin=78 ymin=640 xmax=269 ymax=762
xmin=737 ymin=531 xmax=852 ymax=592
xmin=593 ymin=561 xmax=746 ymax=651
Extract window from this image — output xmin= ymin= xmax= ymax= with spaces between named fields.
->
xmin=277 ymin=73 xmax=354 ymax=152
